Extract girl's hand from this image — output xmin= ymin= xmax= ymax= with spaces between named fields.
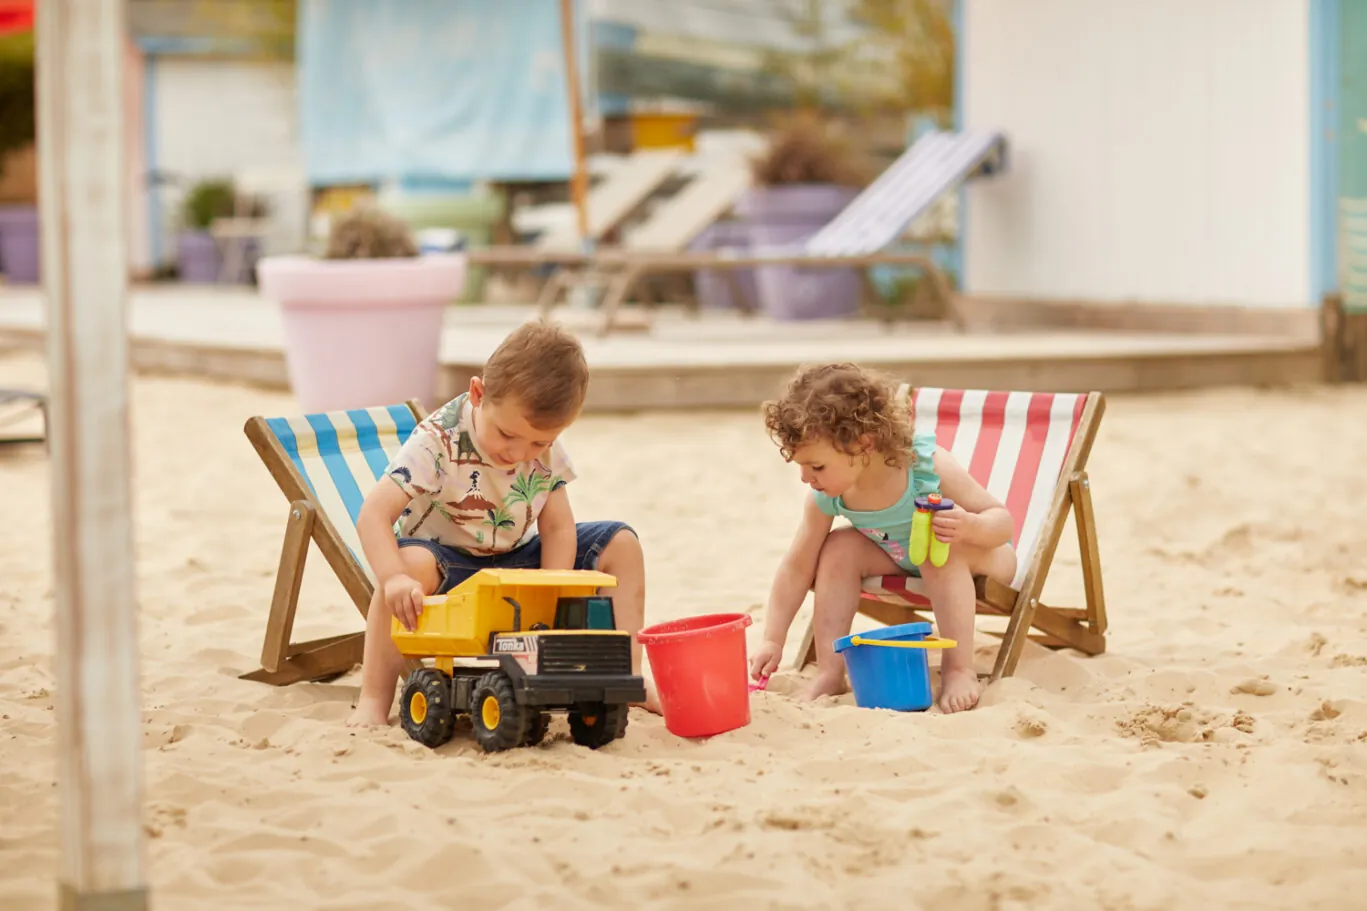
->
xmin=384 ymin=573 xmax=426 ymax=631
xmin=750 ymin=640 xmax=783 ymax=680
xmin=931 ymin=504 xmax=978 ymax=544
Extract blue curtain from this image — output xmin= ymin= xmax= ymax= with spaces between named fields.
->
xmin=298 ymin=0 xmax=586 ymax=185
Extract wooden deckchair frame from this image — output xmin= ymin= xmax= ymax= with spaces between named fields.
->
xmin=795 ymin=391 xmax=1108 ymax=682
xmin=240 ymin=400 xmax=427 ymax=686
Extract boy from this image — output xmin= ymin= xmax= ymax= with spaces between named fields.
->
xmin=346 ymin=319 xmax=657 ymax=726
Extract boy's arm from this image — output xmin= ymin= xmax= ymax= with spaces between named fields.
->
xmin=762 ymin=494 xmax=835 ymax=647
xmin=535 ymin=485 xmax=577 ymax=570
xmin=356 ymin=479 xmax=416 ymax=583
xmin=933 ymin=448 xmax=1013 ymax=548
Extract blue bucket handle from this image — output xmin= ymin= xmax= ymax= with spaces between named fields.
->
xmin=849 ymin=635 xmax=957 ymax=649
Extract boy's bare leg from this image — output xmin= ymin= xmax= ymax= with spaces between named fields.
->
xmin=596 ymin=529 xmax=661 ymax=714
xmin=800 ymin=529 xmax=903 ymax=701
xmin=918 ymin=541 xmax=1015 ymax=713
xmin=346 ymin=547 xmax=442 ymax=727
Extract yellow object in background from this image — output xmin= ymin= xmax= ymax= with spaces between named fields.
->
xmin=630 ymin=111 xmax=698 ymax=151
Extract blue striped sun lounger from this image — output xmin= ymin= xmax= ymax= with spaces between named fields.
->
xmin=242 ymin=400 xmax=425 ymax=685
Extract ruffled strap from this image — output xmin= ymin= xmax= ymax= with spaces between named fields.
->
xmin=910 ymin=432 xmax=940 ymax=496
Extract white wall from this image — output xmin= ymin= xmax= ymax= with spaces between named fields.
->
xmin=962 ymin=0 xmax=1311 ymax=307
xmin=148 ymin=57 xmax=307 ymax=264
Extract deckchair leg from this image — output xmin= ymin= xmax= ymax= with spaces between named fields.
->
xmin=241 ymin=500 xmax=367 ymax=686
xmin=596 ymin=265 xmax=643 ymax=337
xmin=241 ymin=633 xmax=365 ymax=686
xmin=535 ymin=267 xmax=571 ymax=319
xmin=260 ymin=500 xmax=314 ymax=673
xmin=1071 ymin=472 xmax=1108 ymax=635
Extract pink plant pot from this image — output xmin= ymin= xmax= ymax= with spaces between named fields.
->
xmin=256 ymin=254 xmax=467 ymax=413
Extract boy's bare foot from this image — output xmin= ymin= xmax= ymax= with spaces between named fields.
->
xmin=938 ymin=666 xmax=982 ymax=713
xmin=345 ymin=696 xmax=392 ymax=728
xmin=796 ymin=670 xmax=848 ymax=702
xmin=632 ymin=678 xmax=662 ymax=715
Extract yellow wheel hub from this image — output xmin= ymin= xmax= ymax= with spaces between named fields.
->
xmin=481 ymin=695 xmax=501 ymax=730
xmin=409 ymin=691 xmax=428 ymax=725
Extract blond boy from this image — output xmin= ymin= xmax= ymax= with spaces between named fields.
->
xmin=346 ymin=320 xmax=656 ymax=726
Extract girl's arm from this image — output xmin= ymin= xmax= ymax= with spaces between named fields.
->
xmin=535 ymin=486 xmax=577 ymax=570
xmin=761 ymin=494 xmax=835 ymax=647
xmin=933 ymin=448 xmax=1014 ymax=548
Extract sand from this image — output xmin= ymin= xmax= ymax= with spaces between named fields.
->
xmin=3 ymin=348 xmax=1367 ymax=910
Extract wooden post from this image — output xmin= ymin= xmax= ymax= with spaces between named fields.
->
xmin=559 ymin=0 xmax=590 ymax=245
xmin=36 ymin=1 xmax=149 ymax=909
xmin=1321 ymin=292 xmax=1367 ymax=383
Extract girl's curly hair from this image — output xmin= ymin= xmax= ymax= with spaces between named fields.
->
xmin=761 ymin=363 xmax=915 ymax=466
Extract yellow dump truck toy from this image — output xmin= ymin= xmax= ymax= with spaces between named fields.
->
xmin=390 ymin=568 xmax=644 ymax=752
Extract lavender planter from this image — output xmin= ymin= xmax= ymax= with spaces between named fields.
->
xmin=0 ymin=206 xmax=41 ymax=285
xmin=735 ymin=185 xmax=860 ymax=321
xmin=177 ymin=230 xmax=221 ymax=284
xmin=689 ymin=221 xmax=759 ymax=310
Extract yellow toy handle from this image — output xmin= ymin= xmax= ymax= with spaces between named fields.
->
xmin=850 ymin=635 xmax=957 ymax=649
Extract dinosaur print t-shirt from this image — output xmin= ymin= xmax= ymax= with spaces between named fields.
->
xmin=383 ymin=393 xmax=575 ymax=556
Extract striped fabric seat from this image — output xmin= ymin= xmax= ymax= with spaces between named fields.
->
xmin=864 ymin=386 xmax=1087 ymax=603
xmin=242 ymin=400 xmax=426 ymax=685
xmin=805 ymin=130 xmax=1006 ymax=258
xmin=797 ymin=384 xmax=1108 ymax=682
xmin=263 ymin=405 xmax=420 ymax=582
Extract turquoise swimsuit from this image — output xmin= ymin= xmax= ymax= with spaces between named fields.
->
xmin=812 ymin=433 xmax=941 ymax=575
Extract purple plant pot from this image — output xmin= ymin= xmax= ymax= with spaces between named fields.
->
xmin=177 ymin=230 xmax=221 ymax=283
xmin=0 ymin=206 xmax=41 ymax=285
xmin=735 ymin=184 xmax=861 ymax=321
xmin=689 ymin=221 xmax=760 ymax=310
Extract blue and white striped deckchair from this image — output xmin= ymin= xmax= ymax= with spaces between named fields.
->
xmin=584 ymin=129 xmax=1008 ymax=336
xmin=242 ymin=400 xmax=426 ymax=685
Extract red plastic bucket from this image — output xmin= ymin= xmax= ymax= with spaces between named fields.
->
xmin=637 ymin=613 xmax=753 ymax=738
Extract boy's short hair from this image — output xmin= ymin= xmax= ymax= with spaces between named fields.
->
xmin=482 ymin=319 xmax=590 ymax=428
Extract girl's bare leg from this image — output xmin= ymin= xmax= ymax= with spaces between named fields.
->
xmin=800 ymin=528 xmax=903 ymax=701
xmin=917 ymin=541 xmax=1016 ymax=713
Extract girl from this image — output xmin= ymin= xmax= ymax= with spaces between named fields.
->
xmin=751 ymin=363 xmax=1017 ymax=713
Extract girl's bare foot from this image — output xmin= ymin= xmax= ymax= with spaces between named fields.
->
xmin=345 ymin=696 xmax=392 ymax=728
xmin=796 ymin=670 xmax=848 ymax=702
xmin=938 ymin=666 xmax=982 ymax=713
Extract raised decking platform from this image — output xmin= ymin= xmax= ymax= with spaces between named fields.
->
xmin=0 ymin=285 xmax=1322 ymax=411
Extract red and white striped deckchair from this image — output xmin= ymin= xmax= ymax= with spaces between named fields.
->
xmin=796 ymin=385 xmax=1109 ymax=681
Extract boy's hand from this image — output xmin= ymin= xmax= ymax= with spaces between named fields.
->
xmin=931 ymin=504 xmax=978 ymax=544
xmin=750 ymin=640 xmax=783 ymax=680
xmin=384 ymin=573 xmax=425 ymax=632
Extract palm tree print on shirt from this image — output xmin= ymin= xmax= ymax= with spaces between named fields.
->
xmin=506 ymin=468 xmax=554 ymax=537
xmin=483 ymin=504 xmax=517 ymax=550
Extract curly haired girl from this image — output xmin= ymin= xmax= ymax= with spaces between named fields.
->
xmin=752 ymin=363 xmax=1017 ymax=712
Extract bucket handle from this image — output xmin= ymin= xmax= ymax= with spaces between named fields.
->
xmin=850 ymin=635 xmax=957 ymax=650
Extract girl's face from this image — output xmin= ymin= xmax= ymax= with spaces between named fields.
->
xmin=791 ymin=439 xmax=865 ymax=498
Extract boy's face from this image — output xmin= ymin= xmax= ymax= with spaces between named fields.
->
xmin=790 ymin=438 xmax=864 ymax=498
xmin=468 ymin=377 xmax=571 ymax=468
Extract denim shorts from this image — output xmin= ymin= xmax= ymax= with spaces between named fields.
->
xmin=397 ymin=520 xmax=634 ymax=594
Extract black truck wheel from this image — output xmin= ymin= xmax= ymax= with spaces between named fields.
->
xmin=469 ymin=671 xmax=527 ymax=752
xmin=568 ymin=702 xmax=628 ymax=749
xmin=521 ymin=712 xmax=551 ymax=747
xmin=399 ymin=668 xmax=455 ymax=748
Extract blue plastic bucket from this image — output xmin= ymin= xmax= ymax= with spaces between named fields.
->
xmin=833 ymin=622 xmax=957 ymax=712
